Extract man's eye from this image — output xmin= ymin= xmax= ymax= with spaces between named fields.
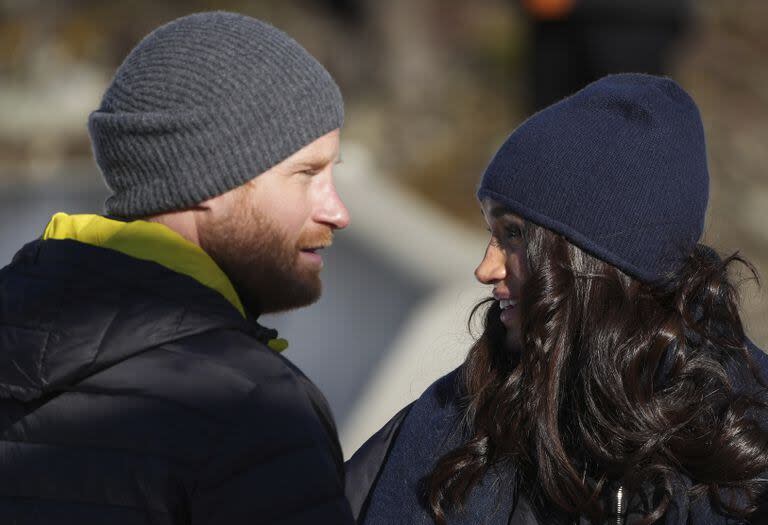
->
xmin=301 ymin=169 xmax=320 ymax=176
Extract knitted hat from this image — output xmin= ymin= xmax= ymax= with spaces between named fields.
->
xmin=89 ymin=11 xmax=344 ymax=217
xmin=478 ymin=73 xmax=708 ymax=283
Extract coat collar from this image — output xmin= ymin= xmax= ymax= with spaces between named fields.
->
xmin=42 ymin=212 xmax=246 ymax=317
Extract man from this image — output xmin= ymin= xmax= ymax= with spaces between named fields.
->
xmin=0 ymin=11 xmax=354 ymax=524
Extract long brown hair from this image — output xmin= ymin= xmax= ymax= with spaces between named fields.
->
xmin=427 ymin=221 xmax=768 ymax=524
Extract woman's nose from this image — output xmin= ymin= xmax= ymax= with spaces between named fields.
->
xmin=474 ymin=245 xmax=506 ymax=284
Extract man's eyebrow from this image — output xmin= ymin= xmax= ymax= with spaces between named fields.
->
xmin=289 ymin=155 xmax=341 ymax=170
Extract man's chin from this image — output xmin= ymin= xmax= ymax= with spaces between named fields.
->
xmin=260 ymin=295 xmax=320 ymax=314
xmin=251 ymin=275 xmax=323 ymax=315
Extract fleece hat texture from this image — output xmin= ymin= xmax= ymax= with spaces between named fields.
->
xmin=478 ymin=73 xmax=709 ymax=283
xmin=88 ymin=11 xmax=344 ymax=217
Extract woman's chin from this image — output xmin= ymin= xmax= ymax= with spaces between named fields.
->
xmin=504 ymin=329 xmax=522 ymax=353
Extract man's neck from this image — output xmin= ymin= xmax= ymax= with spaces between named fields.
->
xmin=145 ymin=211 xmax=201 ymax=246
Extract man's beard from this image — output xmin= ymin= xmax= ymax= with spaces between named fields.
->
xmin=199 ymin=200 xmax=332 ymax=315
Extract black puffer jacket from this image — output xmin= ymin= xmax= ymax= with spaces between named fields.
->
xmin=0 ymin=238 xmax=354 ymax=524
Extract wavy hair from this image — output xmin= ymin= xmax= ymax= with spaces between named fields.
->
xmin=427 ymin=221 xmax=768 ymax=524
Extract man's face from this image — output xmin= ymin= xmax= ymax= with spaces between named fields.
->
xmin=197 ymin=129 xmax=349 ymax=314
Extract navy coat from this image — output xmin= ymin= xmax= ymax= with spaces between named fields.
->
xmin=346 ymin=345 xmax=768 ymax=524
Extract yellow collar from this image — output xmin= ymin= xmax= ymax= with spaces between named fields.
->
xmin=42 ymin=213 xmax=246 ymax=318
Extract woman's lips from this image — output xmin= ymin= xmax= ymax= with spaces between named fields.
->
xmin=499 ymin=298 xmax=517 ymax=309
xmin=499 ymin=298 xmax=518 ymax=326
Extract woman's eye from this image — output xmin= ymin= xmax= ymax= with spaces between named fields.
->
xmin=485 ymin=228 xmax=501 ymax=247
xmin=505 ymin=226 xmax=522 ymax=240
xmin=486 ymin=225 xmax=521 ymax=247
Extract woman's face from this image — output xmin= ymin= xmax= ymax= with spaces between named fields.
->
xmin=476 ymin=198 xmax=528 ymax=350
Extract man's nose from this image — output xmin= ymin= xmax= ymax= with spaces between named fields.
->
xmin=315 ymin=181 xmax=350 ymax=230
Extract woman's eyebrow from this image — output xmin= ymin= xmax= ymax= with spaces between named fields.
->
xmin=490 ymin=206 xmax=511 ymax=219
xmin=491 ymin=209 xmax=525 ymax=228
xmin=482 ymin=206 xmax=522 ymax=224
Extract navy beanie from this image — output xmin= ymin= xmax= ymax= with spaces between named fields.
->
xmin=478 ymin=73 xmax=709 ymax=284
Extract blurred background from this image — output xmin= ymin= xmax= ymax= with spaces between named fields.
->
xmin=1 ymin=0 xmax=766 ymax=457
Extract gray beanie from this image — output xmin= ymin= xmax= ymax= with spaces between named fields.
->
xmin=88 ymin=11 xmax=344 ymax=217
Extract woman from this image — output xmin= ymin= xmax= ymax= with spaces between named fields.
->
xmin=345 ymin=74 xmax=768 ymax=524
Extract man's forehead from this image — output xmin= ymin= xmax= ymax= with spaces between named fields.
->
xmin=291 ymin=148 xmax=340 ymax=166
xmin=284 ymin=132 xmax=340 ymax=168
